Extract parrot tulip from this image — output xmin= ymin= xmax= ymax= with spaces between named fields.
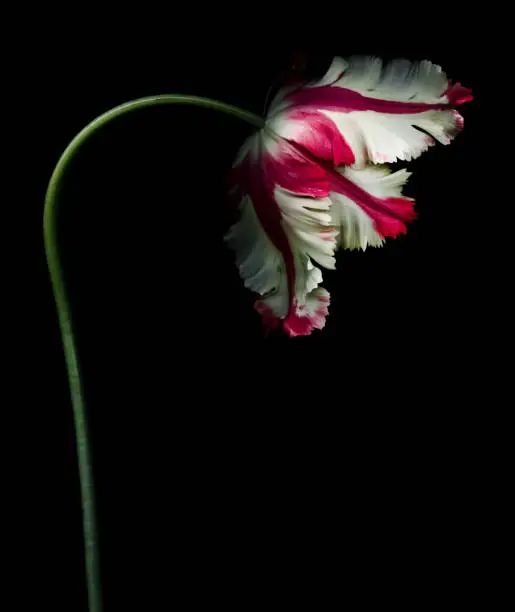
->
xmin=226 ymin=55 xmax=472 ymax=337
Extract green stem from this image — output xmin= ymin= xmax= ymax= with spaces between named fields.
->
xmin=44 ymin=95 xmax=264 ymax=612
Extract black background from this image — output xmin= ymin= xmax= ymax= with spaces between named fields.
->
xmin=32 ymin=22 xmax=486 ymax=611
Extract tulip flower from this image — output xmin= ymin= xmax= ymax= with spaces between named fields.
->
xmin=227 ymin=55 xmax=472 ymax=336
xmin=44 ymin=58 xmax=472 ymax=612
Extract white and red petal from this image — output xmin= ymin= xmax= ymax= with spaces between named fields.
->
xmin=283 ymin=288 xmax=330 ymax=337
xmin=227 ymin=130 xmax=336 ymax=336
xmin=274 ymin=187 xmax=337 ymax=270
xmin=270 ymin=55 xmax=472 ymax=166
xmin=320 ymin=109 xmax=435 ymax=164
xmin=253 ymin=260 xmax=330 ymax=338
xmin=267 ymin=109 xmax=356 ymax=166
xmin=328 ymin=164 xmax=415 ymax=244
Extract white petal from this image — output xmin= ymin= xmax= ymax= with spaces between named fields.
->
xmin=275 ymin=187 xmax=333 ymax=229
xmin=330 ymin=55 xmax=448 ymax=103
xmin=257 ymin=273 xmax=289 ymax=319
xmin=413 ymin=109 xmax=464 ymax=145
xmin=288 ymin=250 xmax=323 ymax=306
xmin=225 ymin=195 xmax=288 ymax=318
xmin=305 ymin=259 xmax=323 ymax=294
xmin=274 ymin=187 xmax=338 ymax=271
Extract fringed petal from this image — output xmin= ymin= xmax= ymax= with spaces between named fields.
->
xmin=328 ymin=165 xmax=415 ymax=243
xmin=270 ymin=55 xmax=472 ymax=166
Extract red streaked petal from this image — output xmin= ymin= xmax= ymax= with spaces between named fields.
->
xmin=264 ymin=137 xmax=330 ymax=197
xmin=229 ymin=131 xmax=335 ymax=334
xmin=286 ymin=85 xmax=452 ymax=114
xmin=328 ymin=166 xmax=416 ymax=239
xmin=272 ymin=56 xmax=472 ymax=166
xmin=283 ymin=288 xmax=331 ymax=337
xmin=268 ymin=109 xmax=355 ymax=166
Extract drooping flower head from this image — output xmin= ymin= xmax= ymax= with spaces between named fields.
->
xmin=226 ymin=55 xmax=472 ymax=337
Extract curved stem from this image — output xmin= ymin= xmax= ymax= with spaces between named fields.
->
xmin=44 ymin=95 xmax=264 ymax=612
